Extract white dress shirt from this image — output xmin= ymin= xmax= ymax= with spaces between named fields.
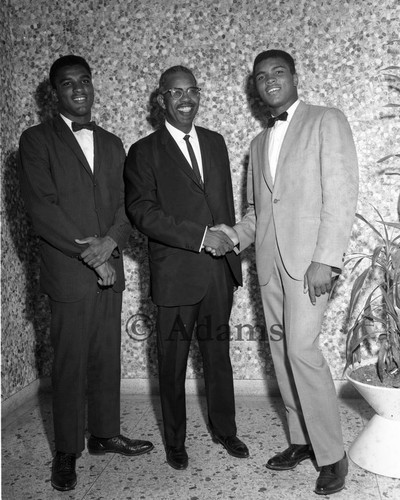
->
xmin=165 ymin=120 xmax=204 ymax=181
xmin=268 ymin=99 xmax=300 ymax=182
xmin=60 ymin=114 xmax=94 ymax=172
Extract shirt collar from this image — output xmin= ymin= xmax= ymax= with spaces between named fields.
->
xmin=165 ymin=120 xmax=197 ymax=142
xmin=60 ymin=114 xmax=73 ymax=131
xmin=60 ymin=114 xmax=94 ymax=133
xmin=283 ymin=99 xmax=300 ymax=123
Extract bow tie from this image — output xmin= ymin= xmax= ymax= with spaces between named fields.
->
xmin=72 ymin=121 xmax=96 ymax=132
xmin=267 ymin=111 xmax=288 ymax=128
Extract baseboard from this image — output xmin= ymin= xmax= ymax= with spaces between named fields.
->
xmin=120 ymin=378 xmax=360 ymax=398
xmin=2 ymin=377 xmax=360 ymax=421
xmin=1 ymin=378 xmax=51 ymax=424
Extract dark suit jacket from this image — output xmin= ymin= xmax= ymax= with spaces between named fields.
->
xmin=124 ymin=125 xmax=242 ymax=306
xmin=18 ymin=115 xmax=132 ymax=302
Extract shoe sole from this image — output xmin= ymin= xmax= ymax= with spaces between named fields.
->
xmin=212 ymin=436 xmax=249 ymax=459
xmin=88 ymin=443 xmax=154 ymax=456
xmin=166 ymin=459 xmax=188 ymax=470
xmin=265 ymin=455 xmax=313 ymax=471
xmin=51 ymin=479 xmax=77 ymax=491
xmin=314 ymin=484 xmax=345 ymax=496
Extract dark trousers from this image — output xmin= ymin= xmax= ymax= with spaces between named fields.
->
xmin=156 ymin=258 xmax=237 ymax=448
xmin=50 ymin=286 xmax=122 ymax=454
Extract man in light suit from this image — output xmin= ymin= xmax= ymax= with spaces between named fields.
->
xmin=215 ymin=50 xmax=358 ymax=495
xmin=18 ymin=55 xmax=153 ymax=492
xmin=124 ymin=66 xmax=249 ymax=470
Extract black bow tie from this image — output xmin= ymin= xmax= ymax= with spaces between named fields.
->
xmin=72 ymin=121 xmax=96 ymax=132
xmin=267 ymin=111 xmax=288 ymax=128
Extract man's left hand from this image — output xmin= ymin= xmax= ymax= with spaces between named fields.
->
xmin=304 ymin=262 xmax=332 ymax=306
xmin=75 ymin=235 xmax=117 ymax=268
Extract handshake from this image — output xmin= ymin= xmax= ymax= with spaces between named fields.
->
xmin=203 ymin=223 xmax=239 ymax=257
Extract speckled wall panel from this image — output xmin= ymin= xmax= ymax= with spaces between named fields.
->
xmin=1 ymin=0 xmax=399 ymax=400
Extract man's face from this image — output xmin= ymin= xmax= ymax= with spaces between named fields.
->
xmin=254 ymin=57 xmax=298 ymax=115
xmin=52 ymin=64 xmax=94 ymax=122
xmin=157 ymin=71 xmax=200 ymax=133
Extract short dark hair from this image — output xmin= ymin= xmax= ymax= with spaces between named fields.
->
xmin=158 ymin=65 xmax=196 ymax=94
xmin=49 ymin=55 xmax=92 ymax=88
xmin=253 ymin=50 xmax=296 ymax=76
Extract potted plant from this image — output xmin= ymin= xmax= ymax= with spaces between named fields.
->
xmin=343 ymin=207 xmax=400 ymax=478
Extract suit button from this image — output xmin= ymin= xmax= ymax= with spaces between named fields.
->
xmin=273 ymin=198 xmax=280 ymax=203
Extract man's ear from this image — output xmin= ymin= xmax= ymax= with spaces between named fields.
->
xmin=293 ymin=73 xmax=298 ymax=87
xmin=52 ymin=88 xmax=58 ymax=102
xmin=157 ymin=94 xmax=165 ymax=109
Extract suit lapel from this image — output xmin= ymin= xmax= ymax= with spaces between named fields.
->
xmin=196 ymin=127 xmax=208 ymax=188
xmin=258 ymin=128 xmax=273 ymax=191
xmin=54 ymin=115 xmax=93 ymax=177
xmin=93 ymin=126 xmax=103 ymax=177
xmin=161 ymin=126 xmax=203 ymax=189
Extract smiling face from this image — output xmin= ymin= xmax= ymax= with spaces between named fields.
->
xmin=52 ymin=64 xmax=94 ymax=123
xmin=157 ymin=70 xmax=200 ymax=133
xmin=254 ymin=57 xmax=298 ymax=116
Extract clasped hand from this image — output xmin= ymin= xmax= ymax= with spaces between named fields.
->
xmin=75 ymin=235 xmax=117 ymax=268
xmin=94 ymin=261 xmax=116 ymax=287
xmin=75 ymin=235 xmax=118 ymax=287
xmin=204 ymin=224 xmax=239 ymax=257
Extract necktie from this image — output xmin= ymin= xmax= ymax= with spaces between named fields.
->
xmin=72 ymin=121 xmax=96 ymax=132
xmin=267 ymin=111 xmax=288 ymax=128
xmin=183 ymin=135 xmax=203 ymax=186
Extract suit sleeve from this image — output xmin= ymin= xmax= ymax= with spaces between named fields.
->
xmin=105 ymin=138 xmax=132 ymax=252
xmin=124 ymin=141 xmax=206 ymax=251
xmin=233 ymin=147 xmax=256 ymax=252
xmin=312 ymin=108 xmax=359 ymax=269
xmin=18 ymin=128 xmax=88 ymax=257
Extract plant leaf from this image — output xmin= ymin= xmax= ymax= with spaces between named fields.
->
xmin=377 ymin=153 xmax=400 ymax=163
xmin=348 ymin=268 xmax=369 ymax=314
xmin=356 ymin=212 xmax=384 ymax=240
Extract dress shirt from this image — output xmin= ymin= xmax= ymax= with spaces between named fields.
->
xmin=268 ymin=99 xmax=300 ymax=182
xmin=165 ymin=121 xmax=204 ymax=181
xmin=60 ymin=114 xmax=94 ymax=171
xmin=165 ymin=120 xmax=207 ymax=251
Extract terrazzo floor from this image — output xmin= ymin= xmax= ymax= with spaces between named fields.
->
xmin=2 ymin=391 xmax=400 ymax=500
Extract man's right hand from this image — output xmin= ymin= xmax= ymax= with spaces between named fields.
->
xmin=203 ymin=228 xmax=234 ymax=256
xmin=211 ymin=224 xmax=239 ymax=246
xmin=95 ymin=261 xmax=116 ymax=287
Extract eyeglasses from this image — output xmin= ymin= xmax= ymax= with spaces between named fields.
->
xmin=162 ymin=87 xmax=201 ymax=100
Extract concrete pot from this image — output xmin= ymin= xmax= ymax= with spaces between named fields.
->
xmin=346 ymin=368 xmax=400 ymax=478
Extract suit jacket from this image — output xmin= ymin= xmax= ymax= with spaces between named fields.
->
xmin=18 ymin=115 xmax=131 ymax=302
xmin=235 ymin=101 xmax=359 ymax=284
xmin=124 ymin=125 xmax=242 ymax=306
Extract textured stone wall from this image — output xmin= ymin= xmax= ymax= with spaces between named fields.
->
xmin=1 ymin=0 xmax=399 ymax=400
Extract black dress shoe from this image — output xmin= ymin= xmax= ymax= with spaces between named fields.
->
xmin=51 ymin=452 xmax=77 ymax=491
xmin=88 ymin=434 xmax=154 ymax=456
xmin=315 ymin=453 xmax=348 ymax=495
xmin=266 ymin=444 xmax=315 ymax=470
xmin=212 ymin=435 xmax=249 ymax=458
xmin=166 ymin=446 xmax=188 ymax=470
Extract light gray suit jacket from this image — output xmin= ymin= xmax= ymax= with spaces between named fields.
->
xmin=235 ymin=101 xmax=359 ymax=285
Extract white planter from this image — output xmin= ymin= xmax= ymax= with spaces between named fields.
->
xmin=346 ymin=368 xmax=400 ymax=478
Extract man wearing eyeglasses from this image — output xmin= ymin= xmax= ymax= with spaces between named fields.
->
xmin=124 ymin=65 xmax=248 ymax=470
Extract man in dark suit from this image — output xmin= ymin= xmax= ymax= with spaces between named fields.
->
xmin=214 ymin=50 xmax=359 ymax=495
xmin=124 ymin=66 xmax=249 ymax=470
xmin=18 ymin=55 xmax=153 ymax=492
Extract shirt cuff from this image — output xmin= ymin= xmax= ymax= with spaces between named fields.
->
xmin=199 ymin=226 xmax=208 ymax=252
